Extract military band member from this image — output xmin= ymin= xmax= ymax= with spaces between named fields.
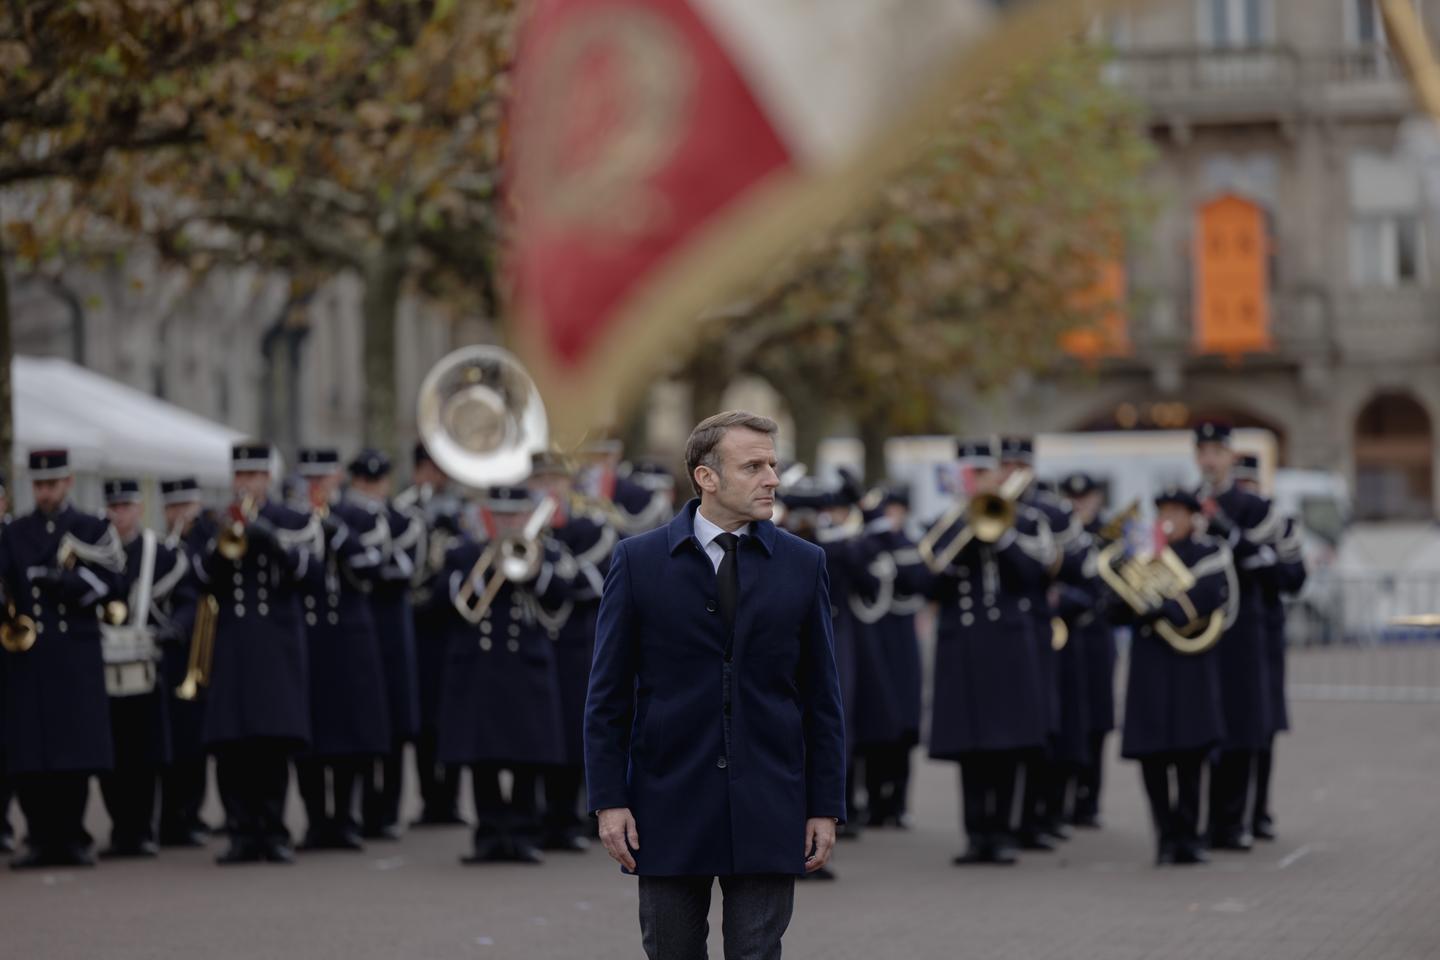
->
xmin=0 ymin=472 xmax=12 ymax=855
xmin=293 ymin=448 xmax=391 ymax=852
xmin=928 ymin=439 xmax=1053 ymax=866
xmin=579 ymin=441 xmax=674 ymax=535
xmin=157 ymin=476 xmax=217 ymax=846
xmin=1235 ymin=454 xmax=1307 ymax=841
xmin=198 ymin=442 xmax=319 ymax=865
xmin=1195 ymin=422 xmax=1278 ymax=851
xmin=348 ymin=449 xmax=421 ymax=841
xmin=2 ymin=449 xmax=127 ymax=869
xmin=395 ymin=441 xmax=466 ymax=827
xmin=1058 ymin=472 xmax=1118 ymax=828
xmin=1118 ymin=487 xmax=1234 ymax=866
xmin=437 ymin=485 xmax=573 ymax=864
xmin=98 ymin=478 xmax=190 ymax=858
xmin=527 ymin=453 xmax=617 ymax=852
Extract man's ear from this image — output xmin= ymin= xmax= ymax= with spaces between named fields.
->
xmin=694 ymin=464 xmax=718 ymax=495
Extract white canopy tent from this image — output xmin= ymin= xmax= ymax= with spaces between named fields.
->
xmin=11 ymin=356 xmax=247 ymax=512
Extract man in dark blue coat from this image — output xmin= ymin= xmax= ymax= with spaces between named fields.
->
xmin=437 ymin=484 xmax=574 ymax=864
xmin=196 ymin=442 xmax=319 ymax=865
xmin=348 ymin=449 xmax=422 ymax=841
xmin=1117 ymin=487 xmax=1233 ymax=865
xmin=586 ymin=411 xmax=846 ymax=960
xmin=157 ymin=477 xmax=216 ymax=847
xmin=926 ymin=439 xmax=1052 ymax=866
xmin=394 ymin=442 xmax=466 ymax=827
xmin=1196 ymin=422 xmax=1279 ymax=851
xmin=98 ymin=478 xmax=189 ymax=858
xmin=293 ymin=448 xmax=391 ymax=852
xmin=0 ymin=474 xmax=13 ymax=856
xmin=2 ymin=449 xmax=127 ymax=869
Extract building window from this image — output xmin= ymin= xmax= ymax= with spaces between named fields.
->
xmin=1193 ymin=194 xmax=1273 ymax=355
xmin=1203 ymin=0 xmax=1269 ymax=47
xmin=1353 ymin=0 xmax=1382 ymax=45
xmin=1354 ymin=391 xmax=1433 ymax=521
xmin=1349 ymin=215 xmax=1423 ymax=287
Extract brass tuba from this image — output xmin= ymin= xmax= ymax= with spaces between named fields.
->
xmin=917 ymin=468 xmax=1031 ymax=573
xmin=1096 ymin=539 xmax=1224 ymax=655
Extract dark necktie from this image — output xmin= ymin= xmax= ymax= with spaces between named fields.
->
xmin=714 ymin=532 xmax=741 ymax=630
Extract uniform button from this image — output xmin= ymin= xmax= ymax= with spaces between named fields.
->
xmin=234 ymin=604 xmax=246 ymax=618
xmin=45 ymin=521 xmax=55 ymax=533
xmin=30 ymin=587 xmax=40 ymax=599
xmin=305 ymin=596 xmax=316 ymax=609
xmin=548 ymin=629 xmax=559 ymax=640
xmin=306 ymin=613 xmax=317 ymax=627
xmin=507 ymin=639 xmax=520 ymax=653
xmin=988 ymin=608 xmax=1001 ymax=622
xmin=716 ymin=757 xmax=728 ymax=769
xmin=258 ymin=603 xmax=270 ymax=616
xmin=233 ymin=574 xmax=244 ymax=586
xmin=35 ymin=622 xmax=44 ymax=635
xmin=58 ymin=621 xmax=68 ymax=634
xmin=480 ymin=621 xmax=492 ymax=635
xmin=961 ymin=613 xmax=974 ymax=627
xmin=57 ymin=603 xmax=66 ymax=615
xmin=956 ymin=566 xmax=970 ymax=577
xmin=479 ymin=637 xmax=493 ymax=652
xmin=508 ymin=624 xmax=520 ymax=637
xmin=958 ymin=581 xmax=971 ymax=595
xmin=328 ymin=612 xmax=339 ymax=625
xmin=257 ymin=554 xmax=268 ymax=567
xmin=705 ymin=600 xmax=717 ymax=614
xmin=233 ymin=589 xmax=244 ymax=601
xmin=959 ymin=597 xmax=973 ymax=611
xmin=1018 ymin=598 xmax=1031 ymax=613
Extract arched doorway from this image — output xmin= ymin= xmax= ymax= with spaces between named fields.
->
xmin=1354 ymin=392 xmax=1434 ymax=521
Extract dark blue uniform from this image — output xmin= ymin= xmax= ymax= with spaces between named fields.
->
xmin=927 ymin=508 xmax=1052 ymax=862
xmin=437 ymin=534 xmax=573 ymax=861
xmin=359 ymin=500 xmax=421 ymax=839
xmin=1252 ymin=516 xmax=1307 ymax=839
xmin=1204 ymin=484 xmax=1279 ymax=847
xmin=394 ymin=481 xmax=466 ymax=826
xmin=195 ymin=498 xmax=317 ymax=861
xmin=295 ymin=499 xmax=391 ymax=849
xmin=1119 ymin=534 xmax=1232 ymax=863
xmin=1068 ymin=517 xmax=1119 ymax=826
xmin=98 ymin=530 xmax=189 ymax=855
xmin=541 ymin=503 xmax=619 ymax=849
xmin=1 ymin=504 xmax=126 ymax=864
xmin=157 ymin=512 xmax=216 ymax=846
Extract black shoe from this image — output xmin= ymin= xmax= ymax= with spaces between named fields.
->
xmin=510 ymin=842 xmax=545 ymax=864
xmin=55 ymin=845 xmax=97 ymax=868
xmin=990 ymin=840 xmax=1019 ymax=865
xmin=364 ymin=823 xmax=404 ymax=841
xmin=1042 ymin=821 xmax=1072 ymax=842
xmin=10 ymin=846 xmax=56 ymax=870
xmin=1155 ymin=840 xmax=1177 ymax=866
xmin=159 ymin=827 xmax=207 ymax=848
xmin=1017 ymin=830 xmax=1056 ymax=852
xmin=461 ymin=836 xmax=506 ymax=865
xmin=334 ymin=829 xmax=365 ymax=851
xmin=1070 ymin=813 xmax=1103 ymax=829
xmin=262 ymin=840 xmax=296 ymax=864
xmin=1174 ymin=842 xmax=1209 ymax=865
xmin=952 ymin=839 xmax=994 ymax=865
xmin=0 ymin=833 xmax=15 ymax=855
xmin=1251 ymin=818 xmax=1277 ymax=842
xmin=541 ymin=830 xmax=590 ymax=852
xmin=216 ymin=840 xmax=262 ymax=865
xmin=101 ymin=840 xmax=158 ymax=859
xmin=1209 ymin=831 xmax=1253 ymax=852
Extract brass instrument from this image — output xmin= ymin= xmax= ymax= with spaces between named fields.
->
xmin=1095 ymin=499 xmax=1141 ymax=544
xmin=416 ymin=345 xmax=549 ymax=489
xmin=217 ymin=495 xmax=258 ymax=561
xmin=0 ymin=576 xmax=37 ymax=654
xmin=175 ymin=595 xmax=219 ymax=701
xmin=57 ymin=533 xmax=128 ymax=624
xmin=1096 ymin=539 xmax=1224 ymax=655
xmin=1050 ymin=617 xmax=1069 ymax=652
xmin=917 ymin=468 xmax=1032 ymax=574
xmin=454 ymin=495 xmax=558 ymax=624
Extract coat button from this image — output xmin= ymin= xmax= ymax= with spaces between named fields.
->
xmin=30 ymin=587 xmax=40 ymax=599
xmin=1018 ymin=598 xmax=1031 ymax=613
xmin=508 ymin=624 xmax=520 ymax=637
xmin=305 ymin=596 xmax=316 ymax=609
xmin=233 ymin=573 xmax=244 ymax=586
xmin=233 ymin=589 xmax=244 ymax=601
xmin=306 ymin=613 xmax=317 ymax=627
xmin=480 ymin=620 xmax=492 ymax=635
xmin=959 ymin=597 xmax=973 ymax=611
xmin=958 ymin=581 xmax=971 ymax=595
xmin=988 ymin=608 xmax=1001 ymax=622
xmin=716 ymin=756 xmax=728 ymax=769
xmin=328 ymin=612 xmax=339 ymax=625
xmin=258 ymin=603 xmax=270 ymax=616
xmin=961 ymin=613 xmax=974 ymax=627
xmin=234 ymin=604 xmax=246 ymax=618
xmin=705 ymin=600 xmax=717 ymax=614
xmin=480 ymin=637 xmax=493 ymax=652
xmin=257 ymin=554 xmax=267 ymax=567
xmin=35 ymin=622 xmax=44 ymax=635
xmin=58 ymin=621 xmax=68 ymax=634
xmin=57 ymin=603 xmax=66 ymax=615
xmin=507 ymin=639 xmax=520 ymax=653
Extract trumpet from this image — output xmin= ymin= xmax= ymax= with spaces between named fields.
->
xmin=1096 ymin=539 xmax=1224 ymax=655
xmin=175 ymin=595 xmax=219 ymax=701
xmin=454 ymin=495 xmax=558 ymax=624
xmin=217 ymin=494 xmax=258 ymax=561
xmin=917 ymin=468 xmax=1031 ymax=573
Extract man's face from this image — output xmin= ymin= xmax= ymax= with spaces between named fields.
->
xmin=489 ymin=509 xmax=530 ymax=539
xmin=233 ymin=470 xmax=270 ymax=501
xmin=528 ymin=472 xmax=572 ymax=504
xmin=1071 ymin=490 xmax=1105 ymax=525
xmin=695 ymin=428 xmax=779 ymax=523
xmin=968 ymin=466 xmax=999 ymax=497
xmin=351 ymin=475 xmax=391 ymax=499
xmin=32 ymin=477 xmax=72 ymax=513
xmin=884 ymin=502 xmax=908 ymax=528
xmin=107 ymin=501 xmax=142 ymax=539
xmin=307 ymin=473 xmax=341 ymax=506
xmin=414 ymin=461 xmax=447 ymax=490
xmin=1195 ymin=442 xmax=1234 ymax=486
xmin=999 ymin=459 xmax=1027 ymax=483
xmin=164 ymin=501 xmax=199 ymax=533
xmin=1158 ymin=503 xmax=1194 ymax=543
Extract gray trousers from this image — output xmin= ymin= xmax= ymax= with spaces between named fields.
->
xmin=638 ymin=874 xmax=795 ymax=960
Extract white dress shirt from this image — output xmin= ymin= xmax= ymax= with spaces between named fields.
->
xmin=694 ymin=508 xmax=750 ymax=573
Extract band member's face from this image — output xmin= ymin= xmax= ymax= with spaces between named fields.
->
xmin=233 ymin=470 xmax=270 ymax=501
xmin=1071 ymin=490 xmax=1104 ymax=525
xmin=999 ymin=459 xmax=1027 ymax=483
xmin=308 ymin=474 xmax=340 ymax=504
xmin=528 ymin=473 xmax=571 ymax=503
xmin=351 ymin=475 xmax=391 ymax=499
xmin=413 ymin=460 xmax=447 ymax=490
xmin=107 ymin=501 xmax=142 ymax=538
xmin=1195 ymin=442 xmax=1234 ymax=486
xmin=695 ymin=428 xmax=779 ymax=523
xmin=1157 ymin=503 xmax=1194 ymax=543
xmin=884 ymin=502 xmax=907 ymax=527
xmin=490 ymin=509 xmax=529 ymax=538
xmin=163 ymin=501 xmax=199 ymax=533
xmin=1237 ymin=477 xmax=1259 ymax=494
xmin=969 ymin=467 xmax=999 ymax=497
xmin=32 ymin=476 xmax=72 ymax=513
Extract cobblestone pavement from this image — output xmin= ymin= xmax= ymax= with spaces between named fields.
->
xmin=4 ymin=698 xmax=1439 ymax=960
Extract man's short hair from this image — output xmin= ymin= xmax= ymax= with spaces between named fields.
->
xmin=684 ymin=411 xmax=779 ymax=497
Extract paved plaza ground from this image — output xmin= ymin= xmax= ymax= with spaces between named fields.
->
xmin=4 ymin=689 xmax=1439 ymax=959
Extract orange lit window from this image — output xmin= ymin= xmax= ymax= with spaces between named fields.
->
xmin=1194 ymin=194 xmax=1272 ymax=356
xmin=1062 ymin=259 xmax=1130 ymax=359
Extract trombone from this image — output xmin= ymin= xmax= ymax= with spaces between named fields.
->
xmin=917 ymin=468 xmax=1032 ymax=573
xmin=454 ymin=495 xmax=558 ymax=624
xmin=175 ymin=595 xmax=219 ymax=701
xmin=1096 ymin=539 xmax=1224 ymax=655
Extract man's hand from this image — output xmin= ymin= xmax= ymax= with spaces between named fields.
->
xmin=597 ymin=807 xmax=639 ymax=871
xmin=804 ymin=817 xmax=837 ymax=873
